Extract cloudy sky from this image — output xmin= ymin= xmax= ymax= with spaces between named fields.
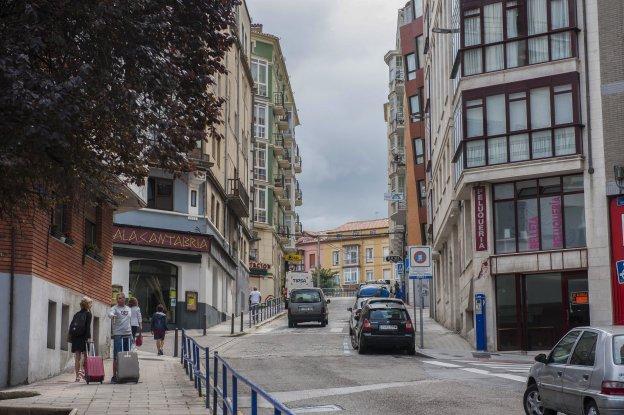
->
xmin=247 ymin=0 xmax=407 ymax=231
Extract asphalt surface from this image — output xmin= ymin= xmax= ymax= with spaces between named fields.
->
xmin=207 ymin=297 xmax=527 ymax=415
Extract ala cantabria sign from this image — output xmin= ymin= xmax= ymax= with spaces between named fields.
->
xmin=408 ymin=245 xmax=432 ymax=279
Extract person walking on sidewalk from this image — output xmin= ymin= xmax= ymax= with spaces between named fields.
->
xmin=150 ymin=304 xmax=168 ymax=356
xmin=129 ymin=297 xmax=142 ymax=348
xmin=249 ymin=287 xmax=261 ymax=323
xmin=108 ymin=292 xmax=132 ymax=383
xmin=69 ymin=296 xmax=92 ymax=382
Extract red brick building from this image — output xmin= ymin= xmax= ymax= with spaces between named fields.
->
xmin=0 ymin=188 xmax=144 ymax=387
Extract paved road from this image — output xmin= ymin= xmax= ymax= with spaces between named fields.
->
xmin=207 ymin=297 xmax=527 ymax=415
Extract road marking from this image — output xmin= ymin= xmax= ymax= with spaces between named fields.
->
xmin=491 ymin=373 xmax=526 ymax=383
xmin=342 ymin=338 xmax=351 ymax=355
xmin=460 ymin=368 xmax=491 ymax=375
xmin=423 ymin=360 xmax=462 ymax=368
xmin=331 ymin=327 xmax=343 ymax=333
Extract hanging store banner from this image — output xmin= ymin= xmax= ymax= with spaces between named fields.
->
xmin=474 ymin=186 xmax=488 ymax=251
xmin=112 ymin=224 xmax=211 ymax=252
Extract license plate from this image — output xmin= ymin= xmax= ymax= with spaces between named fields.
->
xmin=299 ymin=307 xmax=313 ymax=311
xmin=379 ymin=325 xmax=398 ymax=330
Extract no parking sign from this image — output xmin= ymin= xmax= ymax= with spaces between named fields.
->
xmin=408 ymin=246 xmax=432 ymax=278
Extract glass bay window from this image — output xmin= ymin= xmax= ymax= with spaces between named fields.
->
xmin=457 ymin=73 xmax=580 ymax=169
xmin=461 ymin=0 xmax=575 ymax=76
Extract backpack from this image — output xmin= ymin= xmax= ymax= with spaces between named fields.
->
xmin=69 ymin=311 xmax=88 ymax=340
xmin=152 ymin=313 xmax=167 ymax=331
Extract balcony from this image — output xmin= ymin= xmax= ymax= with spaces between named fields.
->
xmin=294 ymin=155 xmax=302 ymax=173
xmin=295 ymin=221 xmax=303 ymax=235
xmin=226 ymin=177 xmax=250 ymax=218
xmin=188 ymin=148 xmax=214 ymax=170
xmin=273 ymin=92 xmax=286 ymax=116
xmin=278 ymin=185 xmax=291 ymax=207
xmin=277 ymin=225 xmax=291 ymax=244
xmin=295 ymin=188 xmax=303 ymax=206
xmin=390 ymin=202 xmax=406 ymax=226
xmin=283 ymin=128 xmax=294 ymax=146
xmin=277 ymin=114 xmax=289 ymax=131
xmin=273 ymin=175 xmax=285 ymax=197
xmin=278 ymin=151 xmax=292 ymax=169
xmin=273 ymin=133 xmax=284 ymax=156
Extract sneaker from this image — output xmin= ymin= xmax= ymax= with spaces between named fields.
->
xmin=158 ymin=350 xmax=163 ymax=356
xmin=110 ymin=376 xmax=117 ymax=384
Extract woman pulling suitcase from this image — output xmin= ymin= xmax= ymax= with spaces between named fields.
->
xmin=68 ymin=296 xmax=93 ymax=382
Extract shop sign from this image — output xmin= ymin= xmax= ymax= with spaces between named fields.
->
xmin=609 ymin=198 xmax=624 ymax=324
xmin=112 ymin=225 xmax=211 ymax=252
xmin=186 ymin=291 xmax=198 ymax=312
xmin=571 ymin=291 xmax=589 ymax=305
xmin=285 ymin=253 xmax=303 ymax=262
xmin=474 ymin=186 xmax=488 ymax=251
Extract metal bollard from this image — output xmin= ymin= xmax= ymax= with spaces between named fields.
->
xmin=203 ymin=313 xmax=207 ymax=336
xmin=174 ymin=328 xmax=179 ymax=358
xmin=230 ymin=313 xmax=235 ymax=335
xmin=240 ymin=312 xmax=244 ymax=332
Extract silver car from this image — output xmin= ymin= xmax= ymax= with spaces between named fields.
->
xmin=287 ymin=288 xmax=330 ymax=328
xmin=524 ymin=326 xmax=624 ymax=415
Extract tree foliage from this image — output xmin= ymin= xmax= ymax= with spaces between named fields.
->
xmin=0 ymin=0 xmax=239 ymax=218
xmin=312 ymin=268 xmax=340 ymax=289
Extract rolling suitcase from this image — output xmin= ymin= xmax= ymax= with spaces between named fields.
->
xmin=85 ymin=341 xmax=105 ymax=384
xmin=116 ymin=337 xmax=140 ymax=383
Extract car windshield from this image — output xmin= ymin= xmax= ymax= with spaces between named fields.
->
xmin=291 ymin=290 xmax=321 ymax=303
xmin=369 ymin=309 xmax=408 ymax=321
xmin=613 ymin=335 xmax=624 ymax=365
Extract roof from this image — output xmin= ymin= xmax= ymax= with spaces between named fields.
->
xmin=327 ymin=218 xmax=389 ymax=233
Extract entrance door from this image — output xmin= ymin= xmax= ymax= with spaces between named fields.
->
xmin=524 ymin=273 xmax=564 ymax=350
xmin=129 ymin=260 xmax=178 ymax=326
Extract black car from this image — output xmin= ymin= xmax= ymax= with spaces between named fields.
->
xmin=350 ymin=302 xmax=415 ymax=355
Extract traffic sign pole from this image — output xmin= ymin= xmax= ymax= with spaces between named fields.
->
xmin=419 ymin=277 xmax=424 ymax=348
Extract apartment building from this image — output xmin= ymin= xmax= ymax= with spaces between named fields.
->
xmin=425 ymin=0 xmax=623 ymax=351
xmin=297 ymin=220 xmax=395 ymax=289
xmin=112 ymin=1 xmax=254 ymax=329
xmin=385 ymin=0 xmax=428 ymax=300
xmin=0 ymin=186 xmax=145 ymax=386
xmin=250 ymin=25 xmax=303 ymax=300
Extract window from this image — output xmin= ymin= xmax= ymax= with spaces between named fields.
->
xmin=254 ymin=142 xmax=267 ymax=181
xmin=409 ymin=93 xmax=422 ymax=119
xmin=344 ymin=245 xmax=359 ymax=265
xmin=344 ymin=267 xmax=359 ymax=284
xmin=84 ymin=204 xmax=99 ymax=250
xmin=190 ymin=190 xmax=197 ymax=208
xmin=254 ymin=185 xmax=267 ymax=223
xmin=570 ymin=331 xmax=598 ymax=366
xmin=147 ymin=177 xmax=174 ymax=211
xmin=405 ymin=53 xmax=417 ymax=80
xmin=418 ymin=180 xmax=427 ymax=207
xmin=309 ymin=253 xmax=316 ymax=268
xmin=493 ymin=175 xmax=586 ymax=253
xmin=254 ymin=104 xmax=268 ymax=139
xmin=215 ymin=201 xmax=221 ymax=231
xmin=366 ymin=270 xmax=374 ymax=281
xmin=51 ymin=205 xmax=69 ymax=237
xmin=383 ymin=269 xmax=391 ymax=280
xmin=332 ymin=251 xmax=339 ymax=266
xmin=548 ymin=330 xmax=580 ymax=364
xmin=414 ymin=139 xmax=425 ymax=164
xmin=383 ymin=246 xmax=390 ymax=260
xmin=47 ymin=301 xmax=57 ymax=349
xmin=461 ymin=76 xmax=579 ymax=168
xmin=365 ymin=247 xmax=374 ymax=263
xmin=461 ymin=0 xmax=575 ymax=76
xmin=210 ymin=194 xmax=216 ymax=223
xmin=415 ymin=36 xmax=425 ymax=69
xmin=251 ymin=58 xmax=268 ymax=96
xmin=60 ymin=304 xmax=69 ymax=351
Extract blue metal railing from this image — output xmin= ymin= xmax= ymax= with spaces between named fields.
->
xmin=181 ymin=330 xmax=294 ymax=415
xmin=249 ymin=298 xmax=283 ymax=328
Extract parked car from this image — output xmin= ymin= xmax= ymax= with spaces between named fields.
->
xmin=350 ymin=302 xmax=415 ymax=355
xmin=362 ymin=297 xmax=404 ymax=307
xmin=288 ymin=288 xmax=330 ymax=328
xmin=347 ymin=297 xmax=371 ymax=334
xmin=356 ymin=284 xmax=390 ymax=299
xmin=523 ymin=326 xmax=624 ymax=415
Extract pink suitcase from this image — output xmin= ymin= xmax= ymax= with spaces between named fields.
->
xmin=84 ymin=341 xmax=104 ymax=384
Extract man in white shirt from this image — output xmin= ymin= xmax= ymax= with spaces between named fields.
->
xmin=249 ymin=287 xmax=262 ymax=323
xmin=109 ymin=292 xmax=132 ymax=383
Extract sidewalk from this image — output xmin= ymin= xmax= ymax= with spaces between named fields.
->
xmin=408 ymin=308 xmax=537 ymax=364
xmin=0 ymin=351 xmax=206 ymax=415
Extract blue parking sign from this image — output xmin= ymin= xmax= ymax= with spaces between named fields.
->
xmin=617 ymin=261 xmax=624 ymax=284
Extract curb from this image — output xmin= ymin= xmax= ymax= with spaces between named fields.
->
xmin=253 ymin=310 xmax=286 ymax=330
xmin=415 ymin=349 xmax=438 ymax=359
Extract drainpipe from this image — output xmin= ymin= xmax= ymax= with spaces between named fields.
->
xmin=7 ymin=225 xmax=16 ymax=386
xmin=582 ymin=0 xmax=594 ymax=175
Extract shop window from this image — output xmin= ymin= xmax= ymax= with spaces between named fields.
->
xmin=493 ymin=174 xmax=585 ymax=253
xmin=47 ymin=301 xmax=57 ymax=349
xmin=461 ymin=75 xmax=580 ymax=169
xmin=461 ymin=0 xmax=575 ymax=76
xmin=60 ymin=304 xmax=69 ymax=351
xmin=147 ymin=177 xmax=174 ymax=211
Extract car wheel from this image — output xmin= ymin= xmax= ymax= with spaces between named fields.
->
xmin=585 ymin=400 xmax=600 ymax=415
xmin=523 ymin=383 xmax=556 ymax=415
xmin=358 ymin=336 xmax=367 ymax=354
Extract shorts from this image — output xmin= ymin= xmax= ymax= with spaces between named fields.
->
xmin=112 ymin=335 xmax=132 ymax=359
xmin=71 ymin=338 xmax=88 ymax=353
xmin=153 ymin=329 xmax=166 ymax=340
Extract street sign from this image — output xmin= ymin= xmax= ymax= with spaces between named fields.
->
xmin=395 ymin=262 xmax=404 ymax=277
xmin=617 ymin=260 xmax=624 ymax=284
xmin=385 ymin=255 xmax=403 ymax=263
xmin=384 ymin=192 xmax=405 ymax=202
xmin=409 ymin=274 xmax=432 ymax=280
xmin=408 ymin=245 xmax=432 ymax=277
xmin=285 ymin=253 xmax=302 ymax=262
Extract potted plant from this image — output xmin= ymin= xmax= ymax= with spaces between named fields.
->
xmin=64 ymin=234 xmax=74 ymax=245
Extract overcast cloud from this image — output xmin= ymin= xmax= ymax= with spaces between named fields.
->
xmin=247 ymin=0 xmax=406 ymax=231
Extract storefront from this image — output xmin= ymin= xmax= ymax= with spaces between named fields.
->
xmin=495 ymin=271 xmax=589 ymax=351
